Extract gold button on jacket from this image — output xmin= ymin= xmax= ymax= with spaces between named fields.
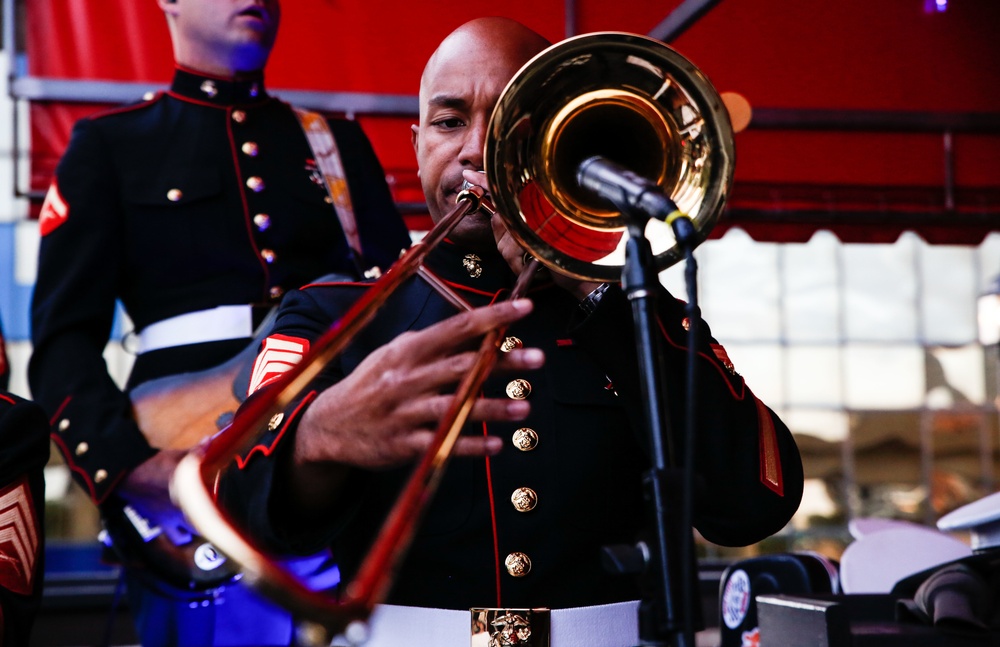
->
xmin=500 ymin=336 xmax=523 ymax=352
xmin=504 ymin=552 xmax=532 ymax=577
xmin=511 ymin=427 xmax=539 ymax=451
xmin=505 ymin=378 xmax=532 ymax=400
xmin=511 ymin=487 xmax=538 ymax=512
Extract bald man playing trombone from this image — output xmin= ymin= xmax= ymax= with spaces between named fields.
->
xmin=218 ymin=16 xmax=802 ymax=646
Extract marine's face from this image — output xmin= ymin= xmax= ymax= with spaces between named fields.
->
xmin=410 ymin=35 xmax=526 ymax=251
xmin=164 ymin=0 xmax=281 ymax=73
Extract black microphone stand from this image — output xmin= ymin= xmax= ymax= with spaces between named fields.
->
xmin=608 ymin=198 xmax=701 ymax=647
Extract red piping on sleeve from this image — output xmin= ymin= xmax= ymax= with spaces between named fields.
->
xmin=236 ymin=391 xmax=318 ymax=469
xmin=655 ymin=316 xmax=746 ymax=401
xmin=49 ymin=433 xmax=127 ymax=505
xmin=48 ymin=396 xmax=71 ymax=427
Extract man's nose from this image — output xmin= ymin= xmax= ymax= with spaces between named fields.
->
xmin=459 ymin=119 xmax=487 ymax=170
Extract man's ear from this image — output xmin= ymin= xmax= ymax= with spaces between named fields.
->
xmin=410 ymin=124 xmax=421 ymax=177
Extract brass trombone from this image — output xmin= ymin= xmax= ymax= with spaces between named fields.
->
xmin=172 ymin=31 xmax=734 ymax=645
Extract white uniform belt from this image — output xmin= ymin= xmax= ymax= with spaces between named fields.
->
xmin=136 ymin=305 xmax=255 ymax=354
xmin=332 ymin=600 xmax=640 ymax=647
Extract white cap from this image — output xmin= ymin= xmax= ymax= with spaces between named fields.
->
xmin=848 ymin=517 xmax=924 ymax=540
xmin=840 ymin=525 xmax=971 ymax=593
xmin=937 ymin=490 xmax=1000 ymax=550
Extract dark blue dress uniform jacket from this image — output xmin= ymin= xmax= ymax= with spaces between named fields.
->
xmin=220 ymin=242 xmax=804 ymax=610
xmin=0 ymin=392 xmax=49 ymax=645
xmin=29 ymin=67 xmax=411 ymax=505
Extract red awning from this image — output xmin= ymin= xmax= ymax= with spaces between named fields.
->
xmin=23 ymin=0 xmax=1000 ymax=245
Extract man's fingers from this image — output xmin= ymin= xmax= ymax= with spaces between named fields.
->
xmin=399 ymin=299 xmax=534 ymax=361
xmin=397 ymin=393 xmax=529 ymax=429
xmin=452 ymin=435 xmax=503 ymax=457
xmin=462 ymin=169 xmax=489 ymax=191
xmin=398 ymin=430 xmax=503 ymax=461
xmin=410 ymin=346 xmax=544 ymax=388
xmin=468 ymin=397 xmax=530 ymax=422
xmin=491 ymin=214 xmax=525 ymax=274
xmin=495 ymin=347 xmax=544 ymax=372
xmin=383 ymin=347 xmax=542 ymax=405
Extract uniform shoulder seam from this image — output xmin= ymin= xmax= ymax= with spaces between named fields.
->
xmin=85 ymin=94 xmax=163 ymax=121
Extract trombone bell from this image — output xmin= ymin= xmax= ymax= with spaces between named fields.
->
xmin=487 ymin=32 xmax=735 ymax=282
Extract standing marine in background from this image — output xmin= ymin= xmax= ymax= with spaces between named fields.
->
xmin=29 ymin=0 xmax=410 ymax=644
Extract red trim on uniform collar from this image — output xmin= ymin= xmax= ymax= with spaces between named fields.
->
xmin=164 ymin=90 xmax=228 ymax=109
xmin=174 ymin=64 xmax=263 ymax=83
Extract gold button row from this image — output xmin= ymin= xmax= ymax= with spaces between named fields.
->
xmin=505 ymin=345 xmax=537 ymax=577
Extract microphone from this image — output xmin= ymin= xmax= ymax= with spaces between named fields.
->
xmin=576 ymin=156 xmax=696 ymax=245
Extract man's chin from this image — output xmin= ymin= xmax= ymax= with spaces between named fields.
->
xmin=446 ymin=216 xmax=494 ymax=252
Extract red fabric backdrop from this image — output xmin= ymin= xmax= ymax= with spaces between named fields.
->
xmin=26 ymin=0 xmax=1000 ymax=243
